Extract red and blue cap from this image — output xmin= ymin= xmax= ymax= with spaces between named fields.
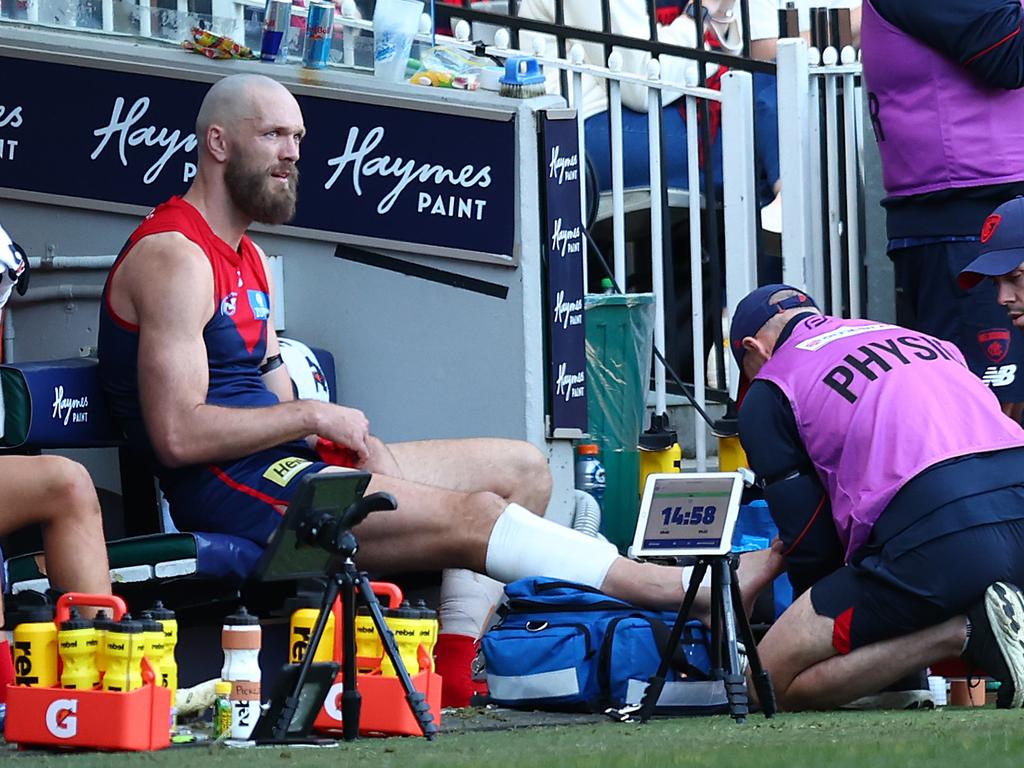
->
xmin=958 ymin=196 xmax=1024 ymax=290
xmin=730 ymin=284 xmax=818 ymax=402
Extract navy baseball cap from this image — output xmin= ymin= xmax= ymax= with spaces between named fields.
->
xmin=958 ymin=196 xmax=1024 ymax=290
xmin=730 ymin=284 xmax=818 ymax=402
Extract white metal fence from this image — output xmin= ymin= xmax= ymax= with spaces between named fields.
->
xmin=777 ymin=36 xmax=865 ymax=320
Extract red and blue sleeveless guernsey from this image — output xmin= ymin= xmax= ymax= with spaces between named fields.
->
xmin=757 ymin=315 xmax=1024 ymax=562
xmin=98 ymin=196 xmax=277 ymax=491
xmin=861 ymin=0 xmax=1024 ymax=199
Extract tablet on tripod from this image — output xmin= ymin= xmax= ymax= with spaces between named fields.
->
xmin=628 ymin=472 xmax=744 ymax=559
xmin=253 ymin=472 xmax=372 ymax=582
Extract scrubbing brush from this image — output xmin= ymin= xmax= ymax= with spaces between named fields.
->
xmin=499 ymin=56 xmax=548 ymax=99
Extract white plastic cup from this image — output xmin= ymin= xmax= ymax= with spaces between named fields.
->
xmin=372 ymin=0 xmax=423 ymax=82
xmin=927 ymin=675 xmax=948 ymax=707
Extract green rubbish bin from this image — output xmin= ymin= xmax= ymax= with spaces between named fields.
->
xmin=584 ymin=292 xmax=655 ymax=552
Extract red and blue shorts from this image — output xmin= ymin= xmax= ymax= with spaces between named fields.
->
xmin=165 ymin=441 xmax=328 ymax=545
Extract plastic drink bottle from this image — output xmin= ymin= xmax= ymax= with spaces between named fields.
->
xmin=222 ymin=606 xmax=261 ymax=739
xmin=103 ymin=614 xmax=144 ymax=691
xmin=414 ymin=599 xmax=438 ymax=672
xmin=148 ymin=601 xmax=178 ymax=730
xmin=575 ymin=444 xmax=606 ymax=511
xmin=380 ymin=601 xmax=423 ymax=676
xmin=355 ymin=606 xmax=382 ymax=673
xmin=58 ymin=608 xmax=99 ymax=689
xmin=92 ymin=610 xmax=113 ymax=677
xmin=139 ymin=612 xmax=166 ymax=686
xmin=12 ymin=606 xmax=58 ymax=687
xmin=147 ymin=601 xmax=178 ymax=691
xmin=214 ymin=680 xmax=233 ymax=738
xmin=288 ymin=596 xmax=335 ymax=664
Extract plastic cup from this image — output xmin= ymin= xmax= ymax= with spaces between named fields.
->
xmin=372 ymin=0 xmax=423 ymax=83
xmin=927 ymin=675 xmax=948 ymax=707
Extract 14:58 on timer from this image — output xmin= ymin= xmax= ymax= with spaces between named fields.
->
xmin=660 ymin=505 xmax=717 ymax=526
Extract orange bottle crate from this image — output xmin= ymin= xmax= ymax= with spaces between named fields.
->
xmin=5 ymin=683 xmax=172 ymax=751
xmin=313 ymin=669 xmax=442 ymax=737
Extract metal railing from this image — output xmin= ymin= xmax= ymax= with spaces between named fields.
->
xmin=777 ymin=36 xmax=865 ymax=320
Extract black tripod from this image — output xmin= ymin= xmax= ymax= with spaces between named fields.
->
xmin=271 ymin=491 xmax=437 ymax=742
xmin=634 ymin=554 xmax=776 ymax=723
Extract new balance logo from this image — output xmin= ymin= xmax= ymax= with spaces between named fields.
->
xmin=982 ymin=365 xmax=1017 ymax=388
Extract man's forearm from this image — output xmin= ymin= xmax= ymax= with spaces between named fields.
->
xmin=148 ymin=398 xmax=320 ymax=468
xmin=764 ymin=474 xmax=844 ymax=596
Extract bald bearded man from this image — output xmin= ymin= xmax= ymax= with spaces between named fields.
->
xmin=97 ymin=74 xmax=782 ymax=705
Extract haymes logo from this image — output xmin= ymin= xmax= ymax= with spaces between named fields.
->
xmin=324 ymin=126 xmax=492 ymax=215
xmin=52 ymin=385 xmax=89 ymax=426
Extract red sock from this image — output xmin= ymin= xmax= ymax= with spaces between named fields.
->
xmin=0 ymin=640 xmax=13 ymax=704
xmin=434 ymin=633 xmax=487 ymax=708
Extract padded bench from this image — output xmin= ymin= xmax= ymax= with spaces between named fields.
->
xmin=0 ymin=342 xmax=336 ymax=603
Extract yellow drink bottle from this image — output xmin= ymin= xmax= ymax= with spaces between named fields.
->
xmin=355 ymin=606 xmax=382 ymax=673
xmin=148 ymin=601 xmax=178 ymax=692
xmin=12 ymin=606 xmax=58 ymax=687
xmin=58 ymin=608 xmax=99 ymax=689
xmin=139 ymin=612 xmax=166 ymax=686
xmin=380 ymin=601 xmax=422 ymax=677
xmin=148 ymin=601 xmax=178 ymax=732
xmin=102 ymin=614 xmax=144 ymax=692
xmin=93 ymin=610 xmax=112 ymax=678
xmin=288 ymin=596 xmax=335 ymax=664
xmin=638 ymin=414 xmax=682 ymax=493
xmin=712 ymin=407 xmax=749 ymax=473
xmin=413 ymin=599 xmax=438 ymax=672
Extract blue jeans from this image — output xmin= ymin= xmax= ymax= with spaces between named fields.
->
xmin=585 ymin=72 xmax=780 ymax=206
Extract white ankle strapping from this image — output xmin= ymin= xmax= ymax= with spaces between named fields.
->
xmin=484 ymin=502 xmax=619 ymax=589
xmin=438 ymin=568 xmax=506 ymax=638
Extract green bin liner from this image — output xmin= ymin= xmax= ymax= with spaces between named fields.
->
xmin=584 ymin=293 xmax=655 ymax=551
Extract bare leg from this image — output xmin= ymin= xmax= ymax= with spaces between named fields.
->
xmin=367 ymin=437 xmax=552 ymax=515
xmin=336 ymin=463 xmax=782 ymax=612
xmin=754 ymin=589 xmax=966 ymax=711
xmin=0 ymin=456 xmax=111 ymax=602
xmin=601 ymin=546 xmax=785 ymax=613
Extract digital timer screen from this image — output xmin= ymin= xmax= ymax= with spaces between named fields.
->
xmin=639 ymin=475 xmax=736 ymax=553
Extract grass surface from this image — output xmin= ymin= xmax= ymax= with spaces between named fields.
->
xmin=7 ymin=709 xmax=1024 ymax=768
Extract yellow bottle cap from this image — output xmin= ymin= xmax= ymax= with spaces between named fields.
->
xmin=216 ymin=680 xmax=232 ymax=696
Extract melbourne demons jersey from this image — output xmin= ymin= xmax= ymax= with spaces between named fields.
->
xmin=757 ymin=315 xmax=1024 ymax=561
xmin=98 ymin=197 xmax=277 ymax=487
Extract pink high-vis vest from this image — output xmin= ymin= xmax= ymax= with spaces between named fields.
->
xmin=861 ymin=0 xmax=1024 ymax=198
xmin=758 ymin=316 xmax=1024 ymax=560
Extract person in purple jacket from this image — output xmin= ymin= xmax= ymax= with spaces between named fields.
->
xmin=861 ymin=0 xmax=1024 ymax=417
xmin=731 ymin=284 xmax=1024 ymax=711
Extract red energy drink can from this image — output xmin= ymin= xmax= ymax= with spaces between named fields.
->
xmin=260 ymin=0 xmax=292 ymax=63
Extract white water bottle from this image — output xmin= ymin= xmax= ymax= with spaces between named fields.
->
xmin=221 ymin=606 xmax=262 ymax=739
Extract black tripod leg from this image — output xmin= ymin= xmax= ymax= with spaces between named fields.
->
xmin=355 ymin=571 xmax=437 ymax=740
xmin=273 ymin=576 xmax=341 ymax=742
xmin=710 ymin=558 xmax=723 ymax=677
xmin=729 ymin=561 xmax=777 ymax=718
xmin=717 ymin=558 xmax=749 ymax=723
xmin=339 ymin=568 xmax=361 ymax=741
xmin=635 ymin=560 xmax=709 ymax=723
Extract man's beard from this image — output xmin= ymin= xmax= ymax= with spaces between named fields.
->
xmin=224 ymin=154 xmax=299 ymax=225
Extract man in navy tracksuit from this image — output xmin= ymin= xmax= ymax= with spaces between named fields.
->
xmin=861 ymin=0 xmax=1024 ymax=417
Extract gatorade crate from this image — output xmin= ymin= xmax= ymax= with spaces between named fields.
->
xmin=313 ymin=670 xmax=442 ymax=737
xmin=5 ymin=683 xmax=172 ymax=751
